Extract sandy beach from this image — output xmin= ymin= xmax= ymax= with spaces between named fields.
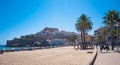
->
xmin=0 ymin=46 xmax=95 ymax=65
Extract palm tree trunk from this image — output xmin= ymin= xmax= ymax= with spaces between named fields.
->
xmin=111 ymin=27 xmax=114 ymax=50
xmin=118 ymin=22 xmax=120 ymax=51
xmin=74 ymin=37 xmax=76 ymax=49
xmin=83 ymin=30 xmax=86 ymax=49
xmin=111 ymin=37 xmax=114 ymax=50
xmin=74 ymin=42 xmax=75 ymax=49
xmin=81 ymin=31 xmax=83 ymax=49
xmin=110 ymin=22 xmax=114 ymax=50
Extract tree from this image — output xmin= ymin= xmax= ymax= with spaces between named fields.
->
xmin=103 ymin=10 xmax=119 ymax=50
xmin=118 ymin=19 xmax=120 ymax=51
xmin=75 ymin=14 xmax=93 ymax=49
xmin=97 ymin=27 xmax=107 ymax=43
xmin=69 ymin=35 xmax=77 ymax=49
xmin=21 ymin=35 xmax=26 ymax=39
xmin=14 ymin=37 xmax=18 ymax=40
xmin=115 ymin=14 xmax=120 ymax=52
xmin=23 ymin=34 xmax=35 ymax=39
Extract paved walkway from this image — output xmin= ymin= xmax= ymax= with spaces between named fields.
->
xmin=94 ymin=48 xmax=120 ymax=65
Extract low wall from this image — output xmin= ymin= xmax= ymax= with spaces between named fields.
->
xmin=86 ymin=48 xmax=98 ymax=65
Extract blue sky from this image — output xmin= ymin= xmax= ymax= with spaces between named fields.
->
xmin=0 ymin=0 xmax=120 ymax=45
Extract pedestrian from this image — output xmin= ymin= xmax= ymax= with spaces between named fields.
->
xmin=105 ymin=44 xmax=110 ymax=52
xmin=96 ymin=42 xmax=98 ymax=49
xmin=0 ymin=49 xmax=4 ymax=54
xmin=100 ymin=41 xmax=104 ymax=53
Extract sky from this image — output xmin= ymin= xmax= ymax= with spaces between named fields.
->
xmin=0 ymin=0 xmax=120 ymax=45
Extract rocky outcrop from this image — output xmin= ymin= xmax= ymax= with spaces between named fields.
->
xmin=6 ymin=27 xmax=77 ymax=47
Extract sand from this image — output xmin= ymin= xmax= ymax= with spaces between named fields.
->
xmin=0 ymin=46 xmax=95 ymax=65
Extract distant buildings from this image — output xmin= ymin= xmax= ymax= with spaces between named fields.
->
xmin=6 ymin=27 xmax=93 ymax=47
xmin=94 ymin=26 xmax=118 ymax=45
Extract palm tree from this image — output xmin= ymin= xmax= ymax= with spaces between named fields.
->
xmin=103 ymin=10 xmax=119 ymax=50
xmin=75 ymin=14 xmax=93 ymax=49
xmin=118 ymin=19 xmax=120 ymax=50
xmin=75 ymin=21 xmax=83 ymax=49
xmin=116 ymin=16 xmax=120 ymax=52
xmin=97 ymin=27 xmax=107 ymax=43
xmin=69 ymin=35 xmax=77 ymax=49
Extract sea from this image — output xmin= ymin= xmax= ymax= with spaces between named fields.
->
xmin=0 ymin=45 xmax=36 ymax=51
xmin=0 ymin=45 xmax=6 ymax=50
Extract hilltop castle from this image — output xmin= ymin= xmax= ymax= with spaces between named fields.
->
xmin=6 ymin=27 xmax=93 ymax=47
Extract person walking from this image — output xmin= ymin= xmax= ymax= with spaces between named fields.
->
xmin=96 ymin=42 xmax=99 ymax=49
xmin=105 ymin=44 xmax=110 ymax=52
xmin=0 ymin=49 xmax=4 ymax=54
xmin=99 ymin=41 xmax=104 ymax=53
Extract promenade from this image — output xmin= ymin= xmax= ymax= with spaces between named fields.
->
xmin=0 ymin=46 xmax=95 ymax=65
xmin=94 ymin=48 xmax=120 ymax=65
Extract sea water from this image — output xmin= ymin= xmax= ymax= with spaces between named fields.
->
xmin=0 ymin=45 xmax=5 ymax=50
xmin=0 ymin=45 xmax=35 ymax=51
xmin=0 ymin=45 xmax=23 ymax=51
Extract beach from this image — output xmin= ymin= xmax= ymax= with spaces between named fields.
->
xmin=0 ymin=46 xmax=95 ymax=65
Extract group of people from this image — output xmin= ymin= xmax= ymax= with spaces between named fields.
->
xmin=0 ymin=49 xmax=4 ymax=54
xmin=96 ymin=41 xmax=110 ymax=53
